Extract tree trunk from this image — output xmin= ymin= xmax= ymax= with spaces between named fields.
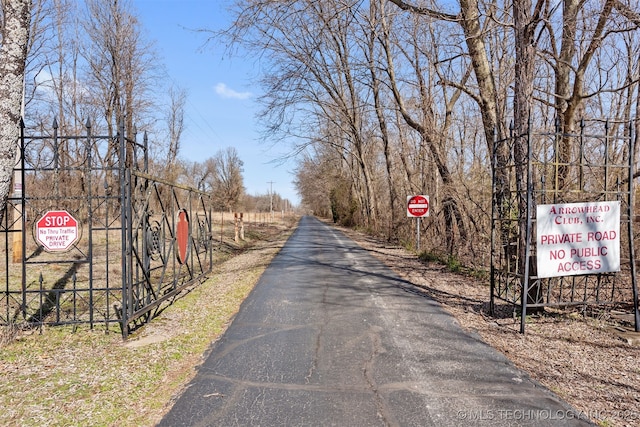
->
xmin=555 ymin=0 xmax=614 ymax=190
xmin=367 ymin=2 xmax=396 ymax=236
xmin=512 ymin=0 xmax=539 ymax=280
xmin=0 ymin=0 xmax=31 ymax=224
xmin=380 ymin=6 xmax=467 ymax=246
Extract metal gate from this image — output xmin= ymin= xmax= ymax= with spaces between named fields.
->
xmin=490 ymin=119 xmax=640 ymax=333
xmin=0 ymin=120 xmax=213 ymax=338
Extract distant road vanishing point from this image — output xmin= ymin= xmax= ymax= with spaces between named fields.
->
xmin=159 ymin=216 xmax=593 ymax=427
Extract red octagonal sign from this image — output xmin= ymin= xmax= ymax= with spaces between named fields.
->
xmin=407 ymin=195 xmax=430 ymax=218
xmin=36 ymin=210 xmax=79 ymax=252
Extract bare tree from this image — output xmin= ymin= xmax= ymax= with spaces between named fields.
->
xmin=0 ymin=0 xmax=31 ymax=224
xmin=378 ymin=0 xmax=470 ymax=252
xmin=538 ymin=0 xmax=638 ymax=189
xmin=385 ymin=0 xmax=514 ymax=256
xmin=222 ymin=0 xmax=380 ymax=228
xmin=294 ymin=152 xmax=332 ymax=217
xmin=223 ymin=0 xmax=639 ymax=266
xmin=510 ymin=0 xmax=543 ymax=274
xmin=363 ymin=0 xmax=399 ymax=234
xmin=166 ymin=85 xmax=187 ymax=167
xmin=81 ymin=0 xmax=157 ymax=141
xmin=205 ymin=147 xmax=245 ymax=212
xmin=387 ymin=0 xmax=507 ymax=145
xmin=27 ymin=0 xmax=80 ymax=131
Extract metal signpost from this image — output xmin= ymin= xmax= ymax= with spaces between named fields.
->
xmin=407 ymin=195 xmax=429 ymax=251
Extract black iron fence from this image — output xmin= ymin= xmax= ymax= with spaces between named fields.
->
xmin=490 ymin=119 xmax=640 ymax=333
xmin=0 ymin=120 xmax=213 ymax=338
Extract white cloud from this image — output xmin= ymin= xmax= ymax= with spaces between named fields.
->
xmin=214 ymin=83 xmax=252 ymax=100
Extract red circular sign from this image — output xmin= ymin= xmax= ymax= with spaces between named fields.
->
xmin=35 ymin=210 xmax=79 ymax=252
xmin=176 ymin=209 xmax=190 ymax=264
xmin=407 ymin=195 xmax=429 ymax=217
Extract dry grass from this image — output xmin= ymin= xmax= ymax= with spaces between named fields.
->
xmin=0 ymin=217 xmax=297 ymax=427
xmin=3 ymin=216 xmax=639 ymax=427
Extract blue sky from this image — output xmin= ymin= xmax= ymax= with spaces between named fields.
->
xmin=134 ymin=0 xmax=300 ymax=205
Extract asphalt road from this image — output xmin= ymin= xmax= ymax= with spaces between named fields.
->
xmin=158 ymin=216 xmax=593 ymax=426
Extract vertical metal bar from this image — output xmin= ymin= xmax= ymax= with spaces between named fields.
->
xmin=3 ymin=207 xmax=8 ymax=323
xmin=104 ymin=178 xmax=110 ymax=332
xmin=172 ymin=188 xmax=178 ymax=289
xmin=579 ymin=119 xmax=585 ymax=191
xmin=20 ymin=119 xmax=27 ymax=320
xmin=72 ymin=271 xmax=77 ymax=327
xmin=53 ymin=118 xmax=59 ymax=203
xmin=554 ymin=117 xmax=560 ymax=203
xmin=142 ymin=218 xmax=149 ymax=293
xmin=38 ymin=273 xmax=43 ymax=333
xmin=126 ymin=126 xmax=136 ymax=330
xmin=141 ymin=131 xmax=150 ymax=294
xmin=119 ymin=122 xmax=130 ymax=338
xmin=489 ymin=128 xmax=497 ymax=315
xmin=520 ymin=118 xmax=533 ymax=334
xmin=189 ymin=191 xmax=194 ymax=276
xmin=627 ymin=121 xmax=639 ymax=332
xmin=604 ymin=119 xmax=610 ymax=199
xmin=143 ymin=131 xmax=149 ymax=173
xmin=3 ymin=121 xmax=14 ymax=323
xmin=86 ymin=119 xmax=94 ymax=328
xmin=208 ymin=195 xmax=213 ymax=271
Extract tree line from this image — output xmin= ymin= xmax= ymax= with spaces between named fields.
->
xmin=2 ymin=0 xmax=640 ymax=264
xmin=0 ymin=0 xmax=293 ymax=217
xmin=219 ymin=0 xmax=640 ymax=265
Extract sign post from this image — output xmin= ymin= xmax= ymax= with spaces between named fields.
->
xmin=407 ymin=195 xmax=430 ymax=251
xmin=35 ymin=210 xmax=79 ymax=252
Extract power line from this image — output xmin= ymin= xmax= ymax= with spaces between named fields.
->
xmin=267 ymin=181 xmax=275 ymax=214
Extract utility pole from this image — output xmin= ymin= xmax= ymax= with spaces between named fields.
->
xmin=267 ymin=181 xmax=275 ymax=221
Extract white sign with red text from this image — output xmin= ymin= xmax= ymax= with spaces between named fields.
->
xmin=36 ymin=210 xmax=79 ymax=252
xmin=536 ymin=201 xmax=620 ymax=278
xmin=407 ymin=195 xmax=429 ymax=218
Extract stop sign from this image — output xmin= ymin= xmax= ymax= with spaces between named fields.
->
xmin=407 ymin=195 xmax=429 ymax=218
xmin=35 ymin=210 xmax=79 ymax=252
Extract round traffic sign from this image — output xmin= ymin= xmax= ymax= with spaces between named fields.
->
xmin=35 ymin=210 xmax=79 ymax=252
xmin=176 ymin=209 xmax=190 ymax=264
xmin=407 ymin=195 xmax=429 ymax=217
